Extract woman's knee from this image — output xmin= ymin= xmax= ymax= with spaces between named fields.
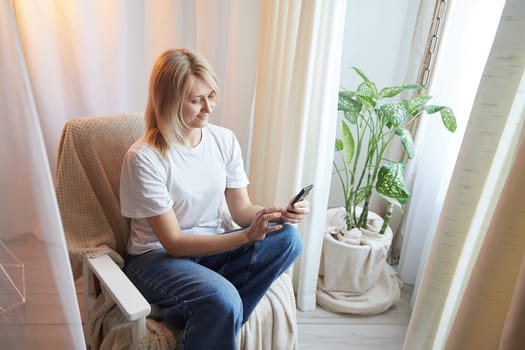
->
xmin=172 ymin=282 xmax=243 ymax=349
xmin=162 ymin=280 xmax=243 ymax=331
xmin=203 ymin=283 xmax=243 ymax=325
xmin=279 ymin=223 xmax=303 ymax=258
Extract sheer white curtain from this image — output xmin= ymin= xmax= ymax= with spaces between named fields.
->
xmin=249 ymin=0 xmax=347 ymax=311
xmin=13 ymin=0 xmax=261 ymax=177
xmin=397 ymin=0 xmax=506 ymax=289
xmin=402 ymin=0 xmax=525 ymax=348
xmin=0 ymin=0 xmax=84 ymax=347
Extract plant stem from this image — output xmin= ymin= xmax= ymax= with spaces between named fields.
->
xmin=350 ymin=111 xmax=367 ymax=226
xmin=358 ymin=198 xmax=369 ymax=228
xmin=379 ymin=203 xmax=393 ymax=234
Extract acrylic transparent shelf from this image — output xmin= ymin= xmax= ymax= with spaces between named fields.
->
xmin=0 ymin=239 xmax=26 ymax=315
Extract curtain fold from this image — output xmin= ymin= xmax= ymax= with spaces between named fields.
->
xmin=13 ymin=0 xmax=261 ymax=178
xmin=194 ymin=0 xmax=261 ymax=159
xmin=498 ymin=254 xmax=525 ymax=350
xmin=445 ymin=127 xmax=525 ymax=348
xmin=397 ymin=0 xmax=506 ymax=288
xmin=402 ymin=0 xmax=525 ymax=348
xmin=249 ymin=0 xmax=347 ymax=311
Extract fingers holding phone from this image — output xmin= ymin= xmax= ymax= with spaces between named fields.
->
xmin=283 ymin=185 xmax=313 ymax=223
xmin=284 ymin=201 xmax=310 ymax=223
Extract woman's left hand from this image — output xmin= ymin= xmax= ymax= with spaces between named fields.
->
xmin=281 ymin=200 xmax=310 ymax=223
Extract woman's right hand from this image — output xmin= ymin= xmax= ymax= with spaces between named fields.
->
xmin=245 ymin=206 xmax=283 ymax=242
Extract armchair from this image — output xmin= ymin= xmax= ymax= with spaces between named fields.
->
xmin=55 ymin=113 xmax=298 ymax=349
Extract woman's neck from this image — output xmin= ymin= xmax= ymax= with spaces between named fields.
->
xmin=181 ymin=128 xmax=202 ymax=148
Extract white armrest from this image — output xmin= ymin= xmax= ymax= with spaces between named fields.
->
xmin=86 ymin=254 xmax=151 ymax=320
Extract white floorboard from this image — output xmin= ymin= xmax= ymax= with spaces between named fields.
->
xmin=297 ymin=286 xmax=413 ymax=349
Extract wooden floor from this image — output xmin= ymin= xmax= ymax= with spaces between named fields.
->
xmin=1 ymin=233 xmax=413 ymax=349
xmin=0 ymin=233 xmax=83 ymax=349
xmin=297 ymin=286 xmax=413 ymax=350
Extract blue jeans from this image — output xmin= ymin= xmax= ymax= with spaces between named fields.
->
xmin=123 ymin=223 xmax=302 ymax=350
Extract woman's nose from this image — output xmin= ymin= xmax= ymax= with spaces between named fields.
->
xmin=202 ymin=97 xmax=212 ymax=112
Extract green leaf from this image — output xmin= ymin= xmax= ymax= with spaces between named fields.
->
xmin=338 ymin=91 xmax=357 ymax=111
xmin=425 ymin=105 xmax=457 ymax=132
xmin=380 ymin=102 xmax=408 ymax=127
xmin=375 ymin=162 xmax=410 ymax=207
xmin=338 ymin=90 xmax=361 ymax=123
xmin=341 ymin=122 xmax=355 ymax=163
xmin=440 ymin=107 xmax=457 ymax=132
xmin=408 ymin=94 xmax=433 ymax=115
xmin=394 ymin=128 xmax=415 ymax=159
xmin=378 ymin=84 xmax=425 ymax=98
xmin=424 ymin=104 xmax=445 ymax=114
xmin=344 ymin=110 xmax=358 ymax=124
xmin=335 ymin=138 xmax=343 ymax=151
xmin=357 ymin=81 xmax=378 ymax=100
xmin=354 ymin=187 xmax=371 ymax=205
xmin=351 ymin=67 xmax=377 ymax=101
xmin=337 ymin=91 xmax=361 ymax=124
xmin=357 ymin=94 xmax=376 ymax=107
xmin=352 ymin=67 xmax=372 ymax=84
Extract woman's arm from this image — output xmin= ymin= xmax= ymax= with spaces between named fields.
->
xmin=147 ymin=205 xmax=282 ymax=258
xmin=224 ymin=187 xmax=264 ymax=227
xmin=150 ymin=187 xmax=310 ymax=258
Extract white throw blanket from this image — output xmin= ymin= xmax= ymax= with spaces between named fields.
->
xmin=317 ymin=207 xmax=403 ymax=314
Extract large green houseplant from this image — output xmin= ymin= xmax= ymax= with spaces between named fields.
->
xmin=334 ymin=67 xmax=457 ymax=235
xmin=317 ymin=68 xmax=457 ymax=315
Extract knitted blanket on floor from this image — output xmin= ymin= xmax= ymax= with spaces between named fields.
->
xmin=55 ymin=113 xmax=297 ymax=349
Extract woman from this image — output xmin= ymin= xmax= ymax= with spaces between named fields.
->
xmin=120 ymin=48 xmax=309 ymax=350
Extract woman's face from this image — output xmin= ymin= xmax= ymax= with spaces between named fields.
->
xmin=181 ymin=77 xmax=217 ymax=130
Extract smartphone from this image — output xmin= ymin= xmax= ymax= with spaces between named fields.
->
xmin=289 ymin=184 xmax=314 ymax=206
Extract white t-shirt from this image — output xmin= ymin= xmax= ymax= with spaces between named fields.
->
xmin=120 ymin=124 xmax=249 ymax=255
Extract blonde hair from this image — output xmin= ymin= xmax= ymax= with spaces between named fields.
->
xmin=144 ymin=48 xmax=218 ymax=157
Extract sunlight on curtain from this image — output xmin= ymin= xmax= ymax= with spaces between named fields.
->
xmin=249 ymin=0 xmax=347 ymax=311
xmin=13 ymin=0 xmax=261 ymax=179
xmin=194 ymin=0 xmax=262 ymax=163
xmin=14 ymin=0 xmax=164 ymax=178
xmin=0 ymin=1 xmax=84 ymax=347
xmin=402 ymin=0 xmax=525 ymax=348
